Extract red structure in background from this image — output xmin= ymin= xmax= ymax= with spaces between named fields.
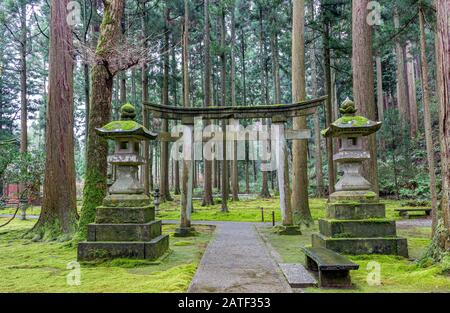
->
xmin=2 ymin=184 xmax=41 ymax=206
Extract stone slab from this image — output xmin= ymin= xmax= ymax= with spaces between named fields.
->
xmin=95 ymin=206 xmax=155 ymax=224
xmin=87 ymin=221 xmax=162 ymax=242
xmin=279 ymin=263 xmax=317 ymax=288
xmin=77 ymin=234 xmax=169 ymax=261
xmin=327 ymin=203 xmax=385 ymax=220
xmin=319 ymin=219 xmax=397 ymax=238
xmin=102 ymin=194 xmax=151 ymax=208
xmin=312 ymin=233 xmax=408 ymax=257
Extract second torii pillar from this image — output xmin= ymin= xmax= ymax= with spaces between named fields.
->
xmin=175 ymin=117 xmax=195 ymax=237
xmin=272 ymin=116 xmax=301 ymax=235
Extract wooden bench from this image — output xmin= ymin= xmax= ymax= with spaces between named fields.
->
xmin=301 ymin=247 xmax=359 ymax=288
xmin=394 ymin=208 xmax=431 ymax=218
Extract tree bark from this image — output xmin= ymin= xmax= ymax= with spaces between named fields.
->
xmin=394 ymin=7 xmax=410 ymax=127
xmin=322 ymin=14 xmax=336 ymax=195
xmin=352 ymin=0 xmax=379 ymax=194
xmin=19 ymin=0 xmax=27 ymax=156
xmin=219 ymin=7 xmax=229 ymax=212
xmin=376 ymin=55 xmax=384 ymax=123
xmin=291 ymin=0 xmax=311 ymax=224
xmin=259 ymin=6 xmax=271 ymax=199
xmin=33 ymin=0 xmax=78 ymax=239
xmin=406 ymin=41 xmax=418 ymax=138
xmin=78 ymin=0 xmax=125 ymax=239
xmin=310 ymin=1 xmax=324 ymax=198
xmin=434 ymin=0 xmax=450 ymax=252
xmin=419 ymin=6 xmax=438 ymax=233
xmin=141 ymin=0 xmax=151 ymax=196
xmin=160 ymin=6 xmax=172 ymax=202
xmin=202 ymin=0 xmax=213 ymax=206
xmin=231 ymin=7 xmax=239 ymax=202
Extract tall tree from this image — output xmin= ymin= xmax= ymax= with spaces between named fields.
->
xmin=78 ymin=0 xmax=129 ymax=239
xmin=32 ymin=0 xmax=77 ymax=239
xmin=322 ymin=3 xmax=336 ymax=195
xmin=219 ymin=5 xmax=229 ymax=212
xmin=406 ymin=41 xmax=418 ymax=137
xmin=141 ymin=0 xmax=151 ymax=195
xmin=352 ymin=0 xmax=378 ymax=193
xmin=309 ymin=0 xmax=324 ymax=198
xmin=393 ymin=6 xmax=410 ymax=127
xmin=258 ymin=5 xmax=271 ymax=199
xmin=432 ymin=0 xmax=450 ymax=254
xmin=160 ymin=5 xmax=172 ymax=202
xmin=418 ymin=5 xmax=437 ymax=230
xmin=230 ymin=3 xmax=239 ymax=202
xmin=202 ymin=0 xmax=214 ymax=206
xmin=291 ymin=0 xmax=311 ymax=224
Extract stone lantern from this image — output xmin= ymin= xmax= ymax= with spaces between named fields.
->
xmin=78 ymin=103 xmax=169 ymax=261
xmin=311 ymin=98 xmax=408 ymax=257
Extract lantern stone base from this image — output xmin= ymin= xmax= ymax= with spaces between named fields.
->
xmin=78 ymin=235 xmax=169 ymax=261
xmin=78 ymin=202 xmax=169 ymax=261
xmin=312 ymin=233 xmax=408 ymax=257
xmin=311 ymin=200 xmax=408 ymax=258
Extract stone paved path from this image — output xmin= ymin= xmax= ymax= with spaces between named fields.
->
xmin=187 ymin=221 xmax=292 ymax=293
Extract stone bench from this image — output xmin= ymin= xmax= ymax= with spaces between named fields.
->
xmin=394 ymin=208 xmax=431 ymax=218
xmin=301 ymin=246 xmax=359 ymax=288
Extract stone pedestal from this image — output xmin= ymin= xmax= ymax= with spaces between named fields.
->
xmin=311 ymin=198 xmax=408 ymax=257
xmin=78 ymin=103 xmax=169 ymax=261
xmin=311 ymin=99 xmax=408 ymax=257
xmin=78 ymin=194 xmax=169 ymax=261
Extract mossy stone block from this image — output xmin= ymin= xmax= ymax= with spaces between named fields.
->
xmin=319 ymin=219 xmax=396 ymax=238
xmin=78 ymin=242 xmax=146 ymax=260
xmin=144 ymin=234 xmax=170 ymax=259
xmin=95 ymin=206 xmax=155 ymax=224
xmin=102 ymin=194 xmax=151 ymax=208
xmin=327 ymin=203 xmax=385 ymax=220
xmin=87 ymin=221 xmax=162 ymax=242
xmin=78 ymin=235 xmax=169 ymax=261
xmin=312 ymin=233 xmax=408 ymax=257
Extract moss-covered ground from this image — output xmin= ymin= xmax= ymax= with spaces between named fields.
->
xmin=258 ymin=225 xmax=450 ymax=293
xmin=156 ymin=196 xmax=430 ymax=222
xmin=0 ymin=218 xmax=214 ymax=292
xmin=0 ymin=196 xmax=444 ymax=293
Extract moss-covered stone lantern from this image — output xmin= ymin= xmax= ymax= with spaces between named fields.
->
xmin=78 ymin=104 xmax=169 ymax=261
xmin=310 ymin=98 xmax=408 ymax=257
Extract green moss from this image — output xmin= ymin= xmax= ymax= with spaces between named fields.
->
xmin=0 ymin=221 xmax=213 ymax=292
xmin=76 ymin=169 xmax=107 ymax=241
xmin=258 ymin=224 xmax=450 ymax=293
xmin=333 ymin=115 xmax=370 ymax=127
xmin=101 ymin=120 xmax=140 ymax=131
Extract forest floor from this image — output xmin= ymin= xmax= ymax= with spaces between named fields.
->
xmin=0 ymin=196 xmax=448 ymax=293
xmin=258 ymin=223 xmax=450 ymax=293
xmin=0 ymin=219 xmax=214 ymax=292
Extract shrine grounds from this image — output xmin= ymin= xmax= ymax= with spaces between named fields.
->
xmin=0 ymin=197 xmax=449 ymax=293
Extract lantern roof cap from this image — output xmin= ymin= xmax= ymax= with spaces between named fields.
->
xmin=322 ymin=98 xmax=382 ymax=138
xmin=96 ymin=103 xmax=157 ymax=140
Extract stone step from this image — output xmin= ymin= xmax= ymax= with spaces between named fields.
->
xmin=312 ymin=233 xmax=408 ymax=257
xmin=279 ymin=263 xmax=317 ymax=288
xmin=88 ymin=221 xmax=162 ymax=242
xmin=319 ymin=219 xmax=397 ymax=238
xmin=95 ymin=206 xmax=155 ymax=224
xmin=78 ymin=234 xmax=169 ymax=261
xmin=326 ymin=203 xmax=386 ymax=220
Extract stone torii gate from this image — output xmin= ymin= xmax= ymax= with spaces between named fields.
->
xmin=144 ymin=96 xmax=326 ymax=235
